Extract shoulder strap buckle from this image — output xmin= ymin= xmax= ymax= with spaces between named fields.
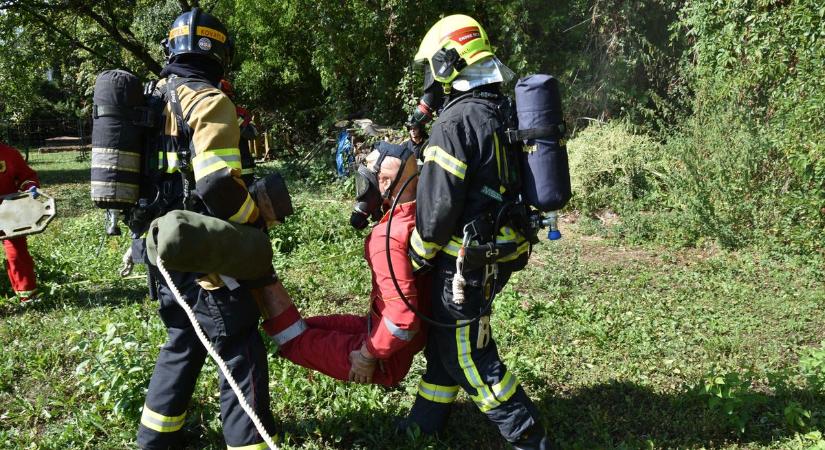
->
xmin=505 ymin=123 xmax=567 ymax=144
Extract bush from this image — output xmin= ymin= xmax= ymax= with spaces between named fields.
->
xmin=567 ymin=121 xmax=667 ymax=217
xmin=676 ymin=0 xmax=825 ymax=254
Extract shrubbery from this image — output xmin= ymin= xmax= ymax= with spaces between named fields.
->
xmin=564 ymin=0 xmax=824 ymax=256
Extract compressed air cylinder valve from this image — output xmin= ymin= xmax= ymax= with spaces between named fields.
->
xmin=544 ymin=211 xmax=561 ymax=241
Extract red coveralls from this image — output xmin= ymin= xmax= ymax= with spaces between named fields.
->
xmin=0 ymin=142 xmax=39 ymax=298
xmin=262 ymin=201 xmax=430 ymax=386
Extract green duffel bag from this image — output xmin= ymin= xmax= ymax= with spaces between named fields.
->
xmin=146 ymin=210 xmax=273 ymax=280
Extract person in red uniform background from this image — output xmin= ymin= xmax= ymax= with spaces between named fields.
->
xmin=0 ymin=141 xmax=40 ymax=302
xmin=259 ymin=143 xmax=429 ymax=386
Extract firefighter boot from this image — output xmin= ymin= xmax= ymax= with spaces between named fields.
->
xmin=511 ymin=424 xmax=552 ymax=450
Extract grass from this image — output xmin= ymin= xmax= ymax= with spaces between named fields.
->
xmin=1 ymin=151 xmax=824 ymax=449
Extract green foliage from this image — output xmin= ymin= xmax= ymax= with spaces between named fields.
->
xmin=555 ymin=0 xmax=824 ymax=256
xmin=676 ymin=0 xmax=825 ymax=253
xmin=799 ymin=342 xmax=825 ymax=393
xmin=784 ymin=401 xmax=812 ymax=433
xmin=2 ymin=151 xmax=824 ymax=448
xmin=567 ymin=121 xmax=666 ymax=215
xmin=696 ymin=371 xmax=757 ymax=433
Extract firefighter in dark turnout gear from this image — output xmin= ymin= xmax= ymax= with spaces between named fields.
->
xmin=137 ymin=8 xmax=276 ymax=450
xmin=404 ymin=15 xmax=551 ymax=450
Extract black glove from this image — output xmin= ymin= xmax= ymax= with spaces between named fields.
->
xmin=409 ymin=247 xmax=434 ymax=275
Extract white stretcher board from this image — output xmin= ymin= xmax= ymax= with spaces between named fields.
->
xmin=0 ymin=191 xmax=56 ymax=240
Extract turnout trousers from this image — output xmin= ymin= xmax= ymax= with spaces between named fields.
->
xmin=137 ymin=267 xmax=276 ymax=450
xmin=3 ymin=236 xmax=37 ymax=297
xmin=406 ymin=260 xmax=541 ymax=443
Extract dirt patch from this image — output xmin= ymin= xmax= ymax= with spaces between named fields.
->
xmin=560 ymin=220 xmax=715 ymax=268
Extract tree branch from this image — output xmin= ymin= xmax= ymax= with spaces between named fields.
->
xmin=3 ymin=0 xmax=162 ymax=75
xmin=73 ymin=3 xmax=163 ymax=75
xmin=7 ymin=2 xmax=120 ymax=67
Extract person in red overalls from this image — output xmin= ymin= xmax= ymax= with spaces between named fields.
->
xmin=0 ymin=141 xmax=40 ymax=302
xmin=259 ymin=143 xmax=429 ymax=386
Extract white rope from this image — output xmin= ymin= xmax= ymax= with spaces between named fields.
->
xmin=155 ymin=258 xmax=278 ymax=450
xmin=452 ymin=247 xmax=467 ymax=304
xmin=452 ymin=229 xmax=473 ymax=304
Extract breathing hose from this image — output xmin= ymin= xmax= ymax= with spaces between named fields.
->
xmin=155 ymin=258 xmax=278 ymax=450
xmin=384 ymin=173 xmax=500 ymax=329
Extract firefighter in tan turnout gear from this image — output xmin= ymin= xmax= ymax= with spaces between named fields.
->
xmin=136 ymin=8 xmax=276 ymax=449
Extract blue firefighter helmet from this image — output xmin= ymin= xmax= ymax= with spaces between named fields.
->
xmin=163 ymin=8 xmax=234 ymax=70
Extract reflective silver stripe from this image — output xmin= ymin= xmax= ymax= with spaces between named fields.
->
xmin=167 ymin=152 xmax=180 ymax=167
xmin=228 ymin=193 xmax=256 ymax=223
xmin=491 ymin=371 xmax=518 ymax=402
xmin=193 ymin=154 xmax=241 ymax=174
xmin=90 ymin=180 xmax=139 ymax=203
xmin=382 ymin=316 xmax=416 ymax=341
xmin=442 ymin=237 xmax=463 ymax=257
xmin=418 ymin=380 xmax=459 ymax=403
xmin=410 ymin=229 xmax=441 ymax=259
xmin=140 ymin=405 xmax=186 ymax=432
xmin=423 ymin=145 xmax=467 ymax=179
xmin=91 ymin=148 xmax=141 ymax=172
xmin=273 ymin=319 xmax=308 ymax=346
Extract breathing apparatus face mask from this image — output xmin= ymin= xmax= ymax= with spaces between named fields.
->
xmin=421 ymin=67 xmax=445 ymax=109
xmin=349 ymin=142 xmax=414 ymax=230
xmin=250 ymin=172 xmax=294 ymax=228
xmin=351 ymin=165 xmax=384 ymax=230
xmin=407 ymin=66 xmax=445 ymax=130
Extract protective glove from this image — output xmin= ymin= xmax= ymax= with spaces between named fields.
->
xmin=348 ymin=343 xmax=377 ymax=384
xmin=409 ymin=247 xmax=433 ymax=275
xmin=26 ymin=186 xmax=39 ymax=198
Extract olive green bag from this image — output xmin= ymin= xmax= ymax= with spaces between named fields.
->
xmin=146 ymin=210 xmax=273 ymax=280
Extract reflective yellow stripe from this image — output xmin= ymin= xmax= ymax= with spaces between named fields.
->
xmin=496 ymin=226 xmax=521 ymax=243
xmin=493 ymin=133 xmax=510 ymax=194
xmin=410 ymin=229 xmax=442 ymax=260
xmin=411 ymin=257 xmax=422 ymax=271
xmin=227 ymin=442 xmax=268 ymax=450
xmin=472 ymin=371 xmax=519 ymax=412
xmin=494 ymin=132 xmax=502 ymax=180
xmin=241 ymin=167 xmax=255 ymax=175
xmin=192 ymin=148 xmax=242 ymax=181
xmin=140 ymin=405 xmax=186 ymax=433
xmin=455 ymin=321 xmax=499 ymax=412
xmin=159 ymin=151 xmax=182 ymax=174
xmin=424 ymin=145 xmax=467 ymax=180
xmin=495 ymin=226 xmax=529 ymax=262
xmin=196 ymin=26 xmax=227 ymax=43
xmin=490 ymin=371 xmax=519 ymax=404
xmin=418 ymin=380 xmax=459 ymax=404
xmin=498 ymin=241 xmax=530 ymax=262
xmin=441 ymin=236 xmax=463 ymax=257
xmin=228 ymin=192 xmax=256 ymax=224
xmin=439 ymin=228 xmax=529 ymax=261
xmin=168 ymin=25 xmax=188 ymax=40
